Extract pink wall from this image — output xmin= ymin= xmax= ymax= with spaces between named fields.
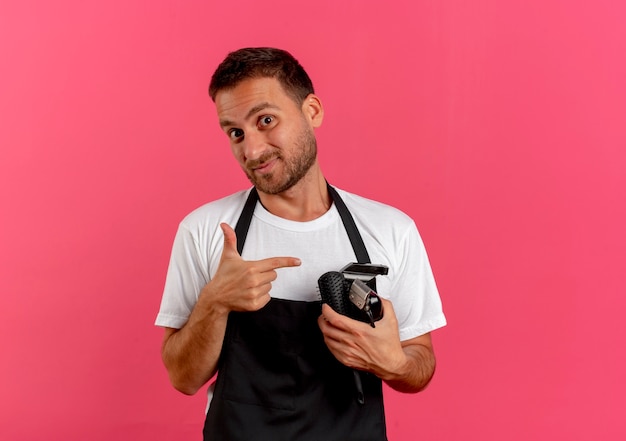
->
xmin=1 ymin=1 xmax=625 ymax=439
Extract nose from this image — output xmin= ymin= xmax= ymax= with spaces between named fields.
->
xmin=240 ymin=130 xmax=266 ymax=162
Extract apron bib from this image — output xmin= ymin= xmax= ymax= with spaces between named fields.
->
xmin=203 ymin=185 xmax=387 ymax=441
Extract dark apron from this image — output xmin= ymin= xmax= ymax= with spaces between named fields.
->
xmin=203 ymin=185 xmax=387 ymax=441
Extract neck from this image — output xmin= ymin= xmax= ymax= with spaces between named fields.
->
xmin=257 ymin=164 xmax=331 ymax=222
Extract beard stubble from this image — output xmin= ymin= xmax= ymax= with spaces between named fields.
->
xmin=243 ymin=126 xmax=318 ymax=195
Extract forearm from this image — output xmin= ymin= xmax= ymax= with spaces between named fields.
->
xmin=380 ymin=341 xmax=436 ymax=393
xmin=161 ymin=294 xmax=229 ymax=395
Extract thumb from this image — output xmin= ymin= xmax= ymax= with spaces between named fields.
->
xmin=220 ymin=223 xmax=241 ymax=260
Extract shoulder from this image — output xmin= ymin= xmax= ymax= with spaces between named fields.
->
xmin=334 ymin=187 xmax=415 ymax=231
xmin=333 ymin=187 xmax=423 ymax=265
xmin=179 ymin=189 xmax=251 ymax=231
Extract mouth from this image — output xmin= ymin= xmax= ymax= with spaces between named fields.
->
xmin=249 ymin=157 xmax=278 ymax=175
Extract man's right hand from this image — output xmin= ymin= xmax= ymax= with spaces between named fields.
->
xmin=201 ymin=222 xmax=301 ymax=313
xmin=161 ymin=222 xmax=301 ymax=395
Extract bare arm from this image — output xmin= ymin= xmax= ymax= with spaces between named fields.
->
xmin=160 ymin=223 xmax=301 ymax=395
xmin=381 ymin=333 xmax=436 ymax=393
xmin=160 ymin=294 xmax=229 ymax=395
xmin=318 ymin=298 xmax=436 ymax=393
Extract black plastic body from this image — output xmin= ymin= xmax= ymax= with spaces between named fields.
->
xmin=318 ymin=271 xmax=383 ymax=326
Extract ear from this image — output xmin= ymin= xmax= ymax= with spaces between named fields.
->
xmin=301 ymin=94 xmax=324 ymax=128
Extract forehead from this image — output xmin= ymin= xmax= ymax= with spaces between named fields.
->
xmin=215 ymin=77 xmax=298 ymax=125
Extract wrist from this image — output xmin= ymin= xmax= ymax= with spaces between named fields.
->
xmin=377 ymin=353 xmax=411 ymax=382
xmin=196 ymin=283 xmax=230 ymax=317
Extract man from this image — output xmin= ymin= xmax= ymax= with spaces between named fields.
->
xmin=156 ymin=47 xmax=446 ymax=440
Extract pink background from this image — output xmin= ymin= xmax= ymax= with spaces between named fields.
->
xmin=1 ymin=1 xmax=625 ymax=439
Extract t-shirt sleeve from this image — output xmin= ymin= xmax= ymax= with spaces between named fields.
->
xmin=155 ymin=223 xmax=210 ymax=329
xmin=390 ymin=222 xmax=446 ymax=341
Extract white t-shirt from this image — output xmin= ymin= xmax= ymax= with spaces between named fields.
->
xmin=155 ymin=187 xmax=446 ymax=341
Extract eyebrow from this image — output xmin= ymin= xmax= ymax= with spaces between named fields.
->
xmin=219 ymin=102 xmax=280 ymax=128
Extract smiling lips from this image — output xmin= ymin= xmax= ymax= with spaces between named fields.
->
xmin=248 ymin=155 xmax=279 ymax=174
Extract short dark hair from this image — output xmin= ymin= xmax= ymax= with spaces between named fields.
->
xmin=208 ymin=47 xmax=315 ymax=104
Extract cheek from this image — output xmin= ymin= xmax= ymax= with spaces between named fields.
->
xmin=230 ymin=144 xmax=245 ymax=163
xmin=268 ymin=125 xmax=297 ymax=150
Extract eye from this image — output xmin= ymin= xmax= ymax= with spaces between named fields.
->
xmin=258 ymin=115 xmax=275 ymax=128
xmin=228 ymin=128 xmax=244 ymax=140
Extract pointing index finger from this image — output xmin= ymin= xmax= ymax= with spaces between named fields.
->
xmin=257 ymin=256 xmax=302 ymax=271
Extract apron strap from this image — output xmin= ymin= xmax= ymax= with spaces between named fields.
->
xmin=234 ymin=187 xmax=259 ymax=255
xmin=326 ymin=183 xmax=371 ymax=264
